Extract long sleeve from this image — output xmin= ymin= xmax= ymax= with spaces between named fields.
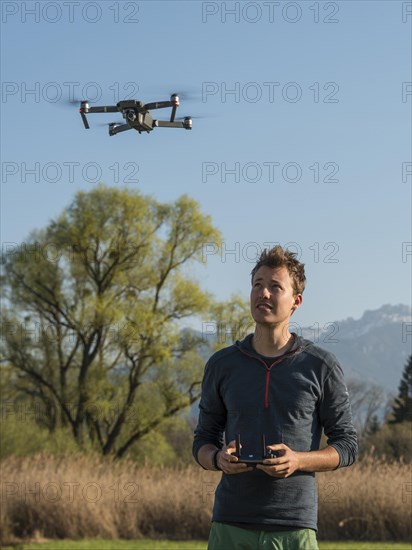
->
xmin=192 ymin=359 xmax=227 ymax=465
xmin=318 ymin=360 xmax=358 ymax=467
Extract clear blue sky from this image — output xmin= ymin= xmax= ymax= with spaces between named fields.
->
xmin=1 ymin=0 xmax=411 ymax=329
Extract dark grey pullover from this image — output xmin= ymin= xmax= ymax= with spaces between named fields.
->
xmin=192 ymin=334 xmax=358 ymax=531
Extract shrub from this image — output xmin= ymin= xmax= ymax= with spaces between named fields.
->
xmin=362 ymin=422 xmax=412 ymax=462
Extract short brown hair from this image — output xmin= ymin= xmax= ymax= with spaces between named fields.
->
xmin=251 ymin=245 xmax=306 ymax=295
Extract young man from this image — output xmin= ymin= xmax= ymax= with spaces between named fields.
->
xmin=193 ymin=246 xmax=357 ymax=550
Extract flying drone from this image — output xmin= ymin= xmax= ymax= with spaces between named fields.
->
xmin=79 ymin=93 xmax=192 ymax=136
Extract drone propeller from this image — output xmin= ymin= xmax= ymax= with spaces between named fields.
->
xmin=170 ymin=90 xmax=201 ymax=102
xmin=176 ymin=115 xmax=208 ymax=120
xmin=58 ymin=97 xmax=88 ymax=108
xmin=96 ymin=121 xmax=124 ymax=126
xmin=143 ymin=85 xmax=201 ymax=103
xmin=55 ymin=97 xmax=92 ymax=127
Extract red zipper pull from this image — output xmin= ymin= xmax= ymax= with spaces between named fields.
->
xmin=265 ymin=369 xmax=271 ymax=409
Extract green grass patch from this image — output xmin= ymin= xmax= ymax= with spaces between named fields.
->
xmin=320 ymin=544 xmax=412 ymax=550
xmin=1 ymin=542 xmax=206 ymax=550
xmin=2 ymin=540 xmax=411 ymax=550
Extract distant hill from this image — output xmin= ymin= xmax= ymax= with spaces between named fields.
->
xmin=299 ymin=304 xmax=411 ymax=394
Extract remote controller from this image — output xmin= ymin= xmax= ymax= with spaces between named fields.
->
xmin=234 ymin=434 xmax=280 ymax=465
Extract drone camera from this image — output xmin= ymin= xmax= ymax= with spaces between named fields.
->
xmin=126 ymin=110 xmax=137 ymax=122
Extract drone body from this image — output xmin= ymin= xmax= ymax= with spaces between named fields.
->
xmin=79 ymin=94 xmax=192 ymax=136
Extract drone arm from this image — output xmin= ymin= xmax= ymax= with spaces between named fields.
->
xmin=109 ymin=123 xmax=132 ymax=136
xmin=154 ymin=120 xmax=183 ymax=128
xmin=145 ymin=101 xmax=174 ymax=111
xmin=154 ymin=120 xmax=192 ymax=130
xmin=80 ymin=111 xmax=90 ymax=129
xmin=79 ymin=105 xmax=119 ymax=129
xmin=170 ymin=104 xmax=177 ymax=122
xmin=86 ymin=106 xmax=119 ymax=113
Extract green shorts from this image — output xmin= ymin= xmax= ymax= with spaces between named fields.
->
xmin=208 ymin=522 xmax=319 ymax=550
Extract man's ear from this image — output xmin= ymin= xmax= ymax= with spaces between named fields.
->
xmin=291 ymin=294 xmax=302 ymax=312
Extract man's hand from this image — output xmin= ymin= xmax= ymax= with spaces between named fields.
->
xmin=256 ymin=443 xmax=340 ymax=477
xmin=256 ymin=443 xmax=300 ymax=478
xmin=216 ymin=440 xmax=253 ymax=474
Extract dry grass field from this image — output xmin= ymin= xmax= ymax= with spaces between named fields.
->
xmin=1 ymin=453 xmax=411 ymax=546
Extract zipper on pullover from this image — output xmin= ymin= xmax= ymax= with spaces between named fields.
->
xmin=239 ymin=346 xmax=301 ymax=408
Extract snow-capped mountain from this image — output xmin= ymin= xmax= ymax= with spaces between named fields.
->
xmin=300 ymin=304 xmax=411 ymax=393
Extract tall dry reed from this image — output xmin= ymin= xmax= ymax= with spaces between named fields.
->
xmin=1 ymin=453 xmax=410 ymax=545
xmin=317 ymin=454 xmax=412 ymax=542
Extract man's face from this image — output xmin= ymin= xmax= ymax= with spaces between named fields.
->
xmin=250 ymin=265 xmax=302 ymax=326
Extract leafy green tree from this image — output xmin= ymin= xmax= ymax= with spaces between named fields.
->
xmin=389 ymin=355 xmax=412 ymax=424
xmin=1 ymin=186 xmax=221 ymax=458
xmin=206 ymin=295 xmax=254 ymax=352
